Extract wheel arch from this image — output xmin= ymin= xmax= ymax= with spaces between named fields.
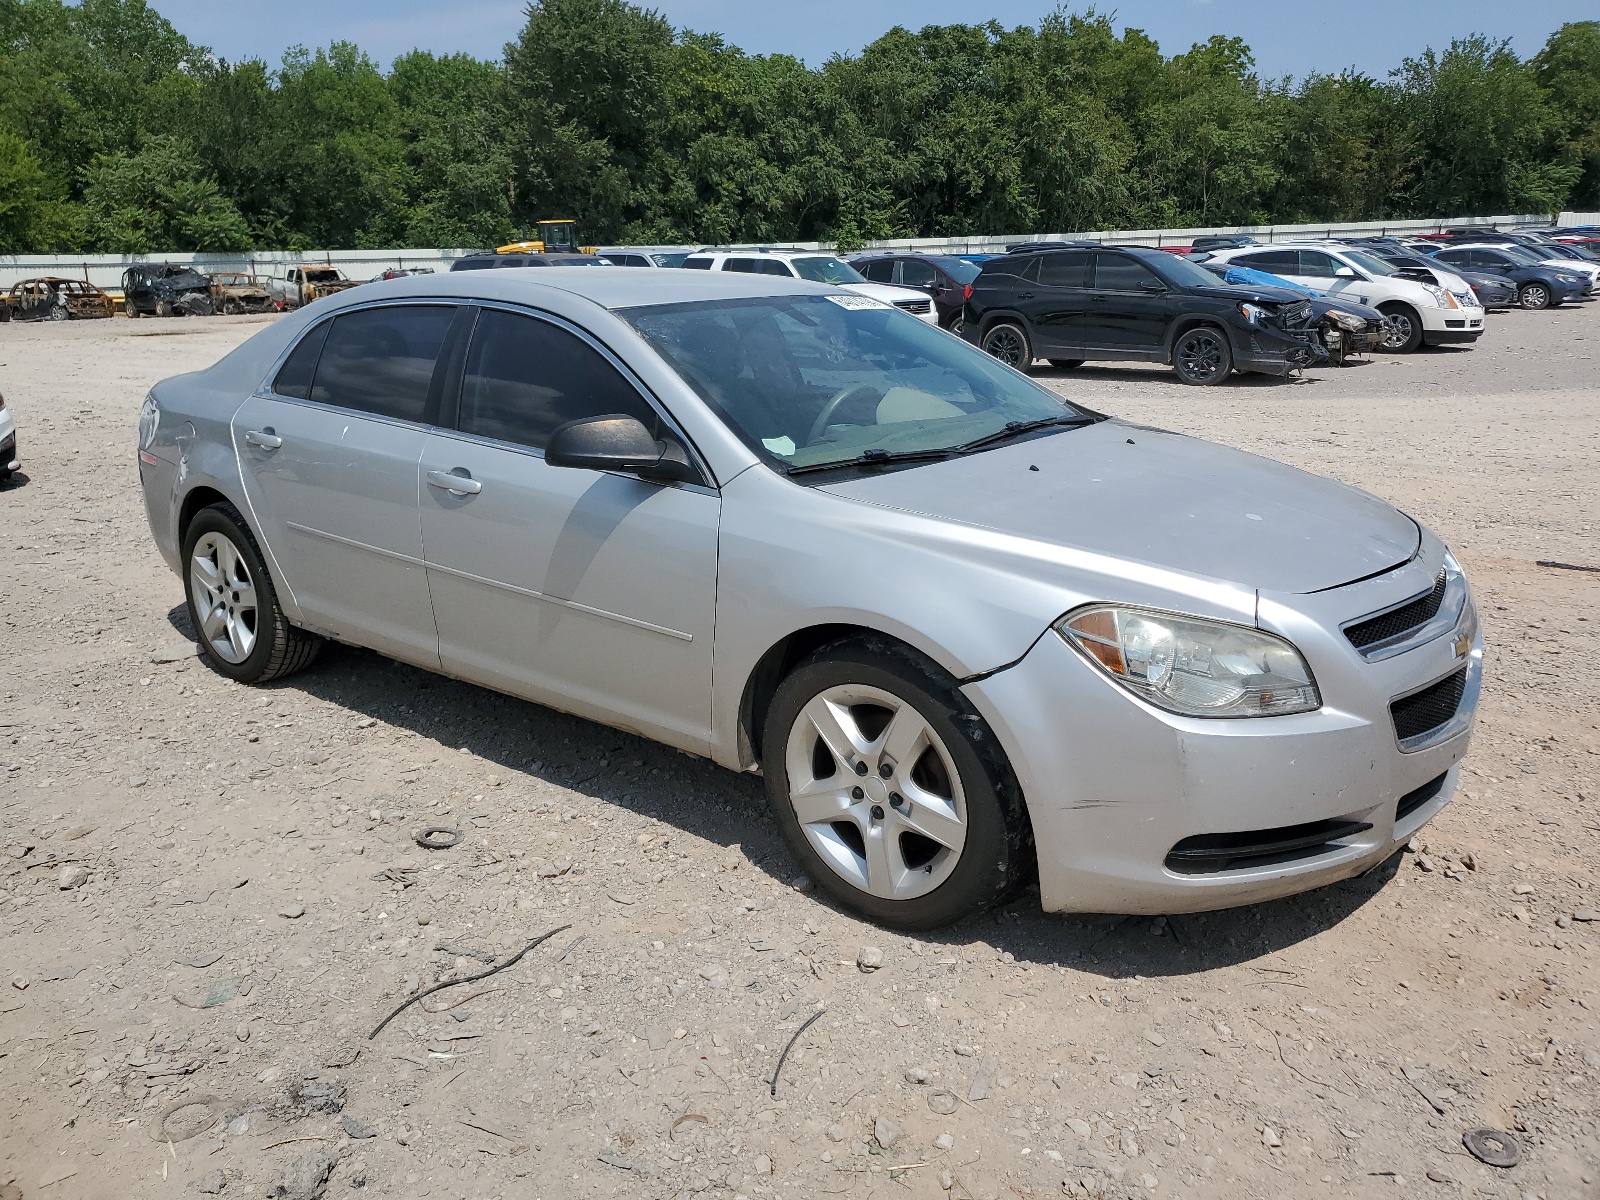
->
xmin=1163 ymin=315 xmax=1231 ymax=363
xmin=177 ymin=484 xmax=237 ymax=545
xmin=738 ymin=622 xmax=968 ymax=771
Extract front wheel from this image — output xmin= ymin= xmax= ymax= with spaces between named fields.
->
xmin=761 ymin=637 xmax=1030 ymax=931
xmin=182 ymin=503 xmax=323 ymax=684
xmin=46 ymin=304 xmax=67 ymax=322
xmin=125 ymin=300 xmax=140 ymax=319
xmin=1048 ymin=359 xmax=1085 ymax=371
xmin=1378 ymin=303 xmax=1423 ymax=352
xmin=1518 ymin=283 xmax=1551 ymax=310
xmin=980 ymin=321 xmax=1033 ymax=371
xmin=1172 ymin=325 xmax=1233 ymax=385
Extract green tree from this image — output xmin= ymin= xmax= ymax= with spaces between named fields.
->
xmin=79 ymin=134 xmax=251 ymax=251
xmin=1532 ymin=22 xmax=1600 ymax=209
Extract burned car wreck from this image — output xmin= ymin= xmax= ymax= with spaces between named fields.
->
xmin=123 ymin=264 xmax=214 ymax=318
xmin=1 ymin=278 xmax=116 ymax=322
xmin=209 ymin=272 xmax=272 ymax=315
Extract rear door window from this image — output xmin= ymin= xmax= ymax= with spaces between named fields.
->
xmin=308 ymin=305 xmax=456 ymax=423
xmin=682 ymin=257 xmax=713 ymax=270
xmin=456 ymin=309 xmax=661 ymax=452
xmin=1235 ymin=250 xmax=1298 ymax=274
xmin=1038 ymin=251 xmax=1090 ymax=287
xmin=723 ymin=259 xmax=757 ymax=273
xmin=860 ymin=260 xmax=896 ymax=283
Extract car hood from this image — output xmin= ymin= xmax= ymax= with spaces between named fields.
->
xmin=844 ymin=282 xmax=935 ymax=305
xmin=1187 ymin=282 xmax=1312 ymax=306
xmin=818 ymin=420 xmax=1419 ymax=595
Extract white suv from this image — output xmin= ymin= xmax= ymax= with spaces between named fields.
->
xmin=1205 ymin=241 xmax=1485 ymax=352
xmin=680 ymin=248 xmax=940 ymax=323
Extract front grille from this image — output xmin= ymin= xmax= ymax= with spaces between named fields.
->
xmin=1396 ymin=772 xmax=1449 ymax=822
xmin=1281 ymin=300 xmax=1312 ymax=326
xmin=1345 ymin=571 xmax=1447 ymax=650
xmin=1391 ymin=668 xmax=1468 ymax=743
xmin=894 ymin=299 xmax=932 ymax=315
xmin=1165 ymin=817 xmax=1373 ymax=875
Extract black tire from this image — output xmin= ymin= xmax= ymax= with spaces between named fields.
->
xmin=980 ymin=321 xmax=1033 ymax=370
xmin=1518 ymin=283 xmax=1551 ymax=311
xmin=181 ymin=502 xmax=322 ymax=684
xmin=1172 ymin=324 xmax=1233 ymax=385
xmin=761 ymin=636 xmax=1032 ymax=931
xmin=1378 ymin=303 xmax=1423 ymax=352
xmin=1048 ymin=359 xmax=1085 ymax=370
xmin=125 ymin=300 xmax=140 ymax=319
xmin=945 ymin=312 xmax=963 ymax=336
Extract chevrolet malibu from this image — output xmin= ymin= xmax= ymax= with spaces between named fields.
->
xmin=137 ymin=270 xmax=1482 ymax=930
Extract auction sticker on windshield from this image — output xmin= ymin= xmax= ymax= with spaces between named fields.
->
xmin=825 ymin=294 xmax=891 ymax=310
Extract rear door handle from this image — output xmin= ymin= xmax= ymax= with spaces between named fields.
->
xmin=426 ymin=469 xmax=482 ymax=496
xmin=244 ymin=429 xmax=282 ymax=449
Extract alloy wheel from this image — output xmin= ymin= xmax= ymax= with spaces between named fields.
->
xmin=189 ymin=531 xmax=259 ymax=664
xmin=1380 ymin=313 xmax=1414 ymax=350
xmin=1520 ymin=285 xmax=1549 ymax=310
xmin=982 ymin=326 xmax=1028 ymax=368
xmin=1176 ymin=330 xmax=1226 ymax=382
xmin=783 ymin=684 xmax=968 ymax=901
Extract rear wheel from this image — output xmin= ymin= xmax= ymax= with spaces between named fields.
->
xmin=182 ymin=503 xmax=322 ymax=684
xmin=1048 ymin=359 xmax=1085 ymax=371
xmin=1518 ymin=283 xmax=1551 ymax=310
xmin=762 ymin=637 xmax=1030 ymax=931
xmin=945 ymin=313 xmax=964 ymax=337
xmin=1172 ymin=325 xmax=1233 ymax=385
xmin=1378 ymin=303 xmax=1423 ymax=352
xmin=980 ymin=321 xmax=1033 ymax=370
xmin=46 ymin=304 xmax=67 ymax=322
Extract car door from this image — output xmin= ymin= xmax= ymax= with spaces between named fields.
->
xmin=1028 ymin=251 xmax=1091 ymax=355
xmin=418 ymin=305 xmax=721 ymax=753
xmin=232 ymin=302 xmax=458 ymax=667
xmin=1083 ymin=252 xmax=1169 ymax=357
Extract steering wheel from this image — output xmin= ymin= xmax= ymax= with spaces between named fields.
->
xmin=805 ymin=383 xmax=881 ymax=447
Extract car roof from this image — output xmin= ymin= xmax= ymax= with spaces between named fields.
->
xmin=687 ymin=248 xmax=832 ymax=259
xmin=311 ymin=265 xmax=828 ymax=313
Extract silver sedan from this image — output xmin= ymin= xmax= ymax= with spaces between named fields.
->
xmin=137 ymin=269 xmax=1481 ymax=930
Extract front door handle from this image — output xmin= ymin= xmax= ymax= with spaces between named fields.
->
xmin=244 ymin=429 xmax=282 ymax=450
xmin=426 ymin=468 xmax=483 ymax=496
xmin=1016 ymin=291 xmax=1035 ymax=300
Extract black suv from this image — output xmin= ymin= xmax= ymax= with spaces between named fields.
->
xmin=962 ymin=245 xmax=1318 ymax=385
xmin=849 ymin=254 xmax=982 ymax=331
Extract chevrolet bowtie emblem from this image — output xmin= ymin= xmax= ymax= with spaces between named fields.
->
xmin=1454 ymin=631 xmax=1472 ymax=659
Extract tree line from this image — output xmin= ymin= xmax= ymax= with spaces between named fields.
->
xmin=1 ymin=0 xmax=1596 ymax=254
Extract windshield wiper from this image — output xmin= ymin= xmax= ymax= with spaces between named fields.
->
xmin=784 ymin=446 xmax=958 ymax=477
xmin=955 ymin=414 xmax=1098 ymax=454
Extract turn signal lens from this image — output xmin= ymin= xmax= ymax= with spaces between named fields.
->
xmin=1058 ymin=605 xmax=1321 ymax=718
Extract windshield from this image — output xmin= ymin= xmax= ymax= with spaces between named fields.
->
xmin=930 ymin=257 xmax=982 ymax=284
xmin=791 ymin=257 xmax=867 ymax=285
xmin=1150 ymin=253 xmax=1234 ymax=289
xmin=625 ymin=295 xmax=1092 ymax=472
xmin=650 ymin=252 xmax=690 ymax=268
xmin=1341 ymin=250 xmax=1401 ymax=277
xmin=306 ymin=269 xmax=340 ymax=281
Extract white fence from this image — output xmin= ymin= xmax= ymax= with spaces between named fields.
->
xmin=3 ymin=212 xmax=1596 ymax=294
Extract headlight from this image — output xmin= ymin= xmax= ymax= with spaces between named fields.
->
xmin=1057 ymin=605 xmax=1321 ymax=718
xmin=138 ymin=393 xmax=160 ymax=450
xmin=1238 ymin=302 xmax=1265 ymax=325
xmin=1418 ymin=283 xmax=1447 ymax=307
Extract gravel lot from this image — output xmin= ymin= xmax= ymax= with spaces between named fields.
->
xmin=1 ymin=306 xmax=1597 ymax=1200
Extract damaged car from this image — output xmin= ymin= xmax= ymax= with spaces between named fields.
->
xmin=2 ymin=278 xmax=116 ymax=322
xmin=209 ymin=272 xmax=273 ymax=316
xmin=123 ymin=264 xmax=215 ymax=318
xmin=1200 ymin=262 xmax=1387 ymax=365
xmin=965 ymin=245 xmax=1319 ymax=384
xmin=267 ymin=265 xmax=358 ymax=310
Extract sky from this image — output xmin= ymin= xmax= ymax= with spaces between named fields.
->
xmin=144 ymin=0 xmax=1595 ymax=79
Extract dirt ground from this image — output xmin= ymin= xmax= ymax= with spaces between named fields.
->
xmin=1 ymin=305 xmax=1597 ymax=1200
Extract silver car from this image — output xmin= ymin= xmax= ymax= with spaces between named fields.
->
xmin=137 ymin=269 xmax=1481 ymax=930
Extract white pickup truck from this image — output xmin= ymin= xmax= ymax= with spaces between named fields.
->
xmin=267 ymin=265 xmax=358 ymax=310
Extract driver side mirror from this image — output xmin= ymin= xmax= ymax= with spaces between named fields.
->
xmin=545 ymin=415 xmax=701 ymax=485
xmin=1334 ymin=266 xmax=1358 ymax=279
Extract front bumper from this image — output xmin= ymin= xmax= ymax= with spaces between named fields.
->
xmin=963 ymin=546 xmax=1481 ymax=915
xmin=1227 ymin=322 xmax=1316 ymax=375
xmin=1424 ymin=327 xmax=1484 ymax=345
xmin=0 ymin=429 xmax=17 ymax=474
